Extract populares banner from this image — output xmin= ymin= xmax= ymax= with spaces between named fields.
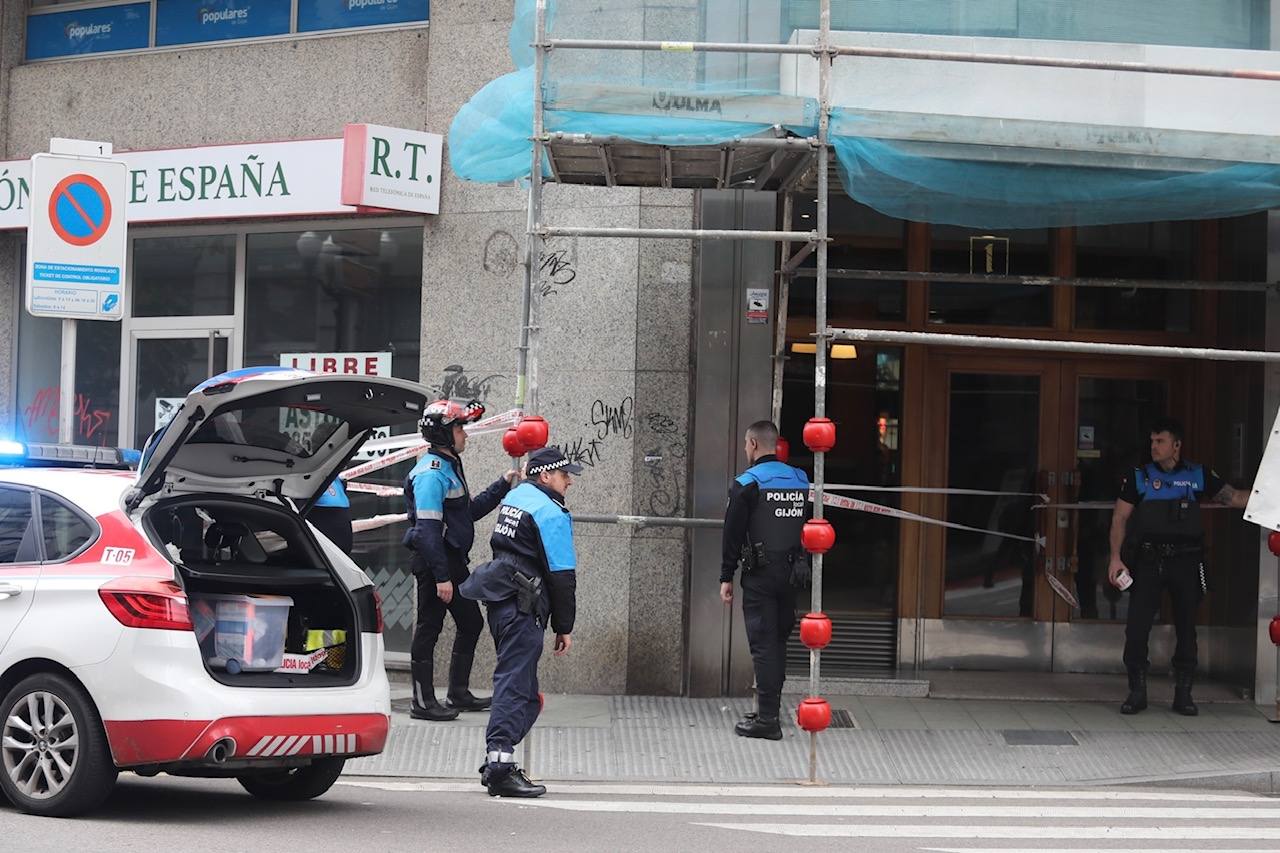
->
xmin=156 ymin=0 xmax=292 ymax=47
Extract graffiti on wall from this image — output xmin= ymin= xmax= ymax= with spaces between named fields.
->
xmin=22 ymin=387 xmax=113 ymax=444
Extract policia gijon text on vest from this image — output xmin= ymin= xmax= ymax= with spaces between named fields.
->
xmin=720 ymin=421 xmax=812 ymax=741
xmin=1108 ymin=417 xmax=1248 ymax=717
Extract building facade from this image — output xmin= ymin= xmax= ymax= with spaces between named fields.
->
xmin=1 ymin=1 xmax=1278 ymax=713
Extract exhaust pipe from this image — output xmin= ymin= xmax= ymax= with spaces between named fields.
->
xmin=206 ymin=737 xmax=237 ymax=764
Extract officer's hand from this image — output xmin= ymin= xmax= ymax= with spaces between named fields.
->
xmin=1106 ymin=558 xmax=1126 ymax=589
xmin=554 ymin=633 xmax=572 ymax=656
xmin=504 ymin=468 xmax=519 ymax=486
xmin=436 ymin=581 xmax=454 ymax=604
xmin=720 ymin=582 xmax=734 ymax=605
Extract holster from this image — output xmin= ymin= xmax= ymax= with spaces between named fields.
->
xmin=789 ymin=551 xmax=812 ymax=588
xmin=514 ymin=570 xmax=550 ymax=623
xmin=738 ymin=542 xmax=766 ymax=574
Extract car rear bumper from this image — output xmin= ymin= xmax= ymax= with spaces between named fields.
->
xmin=103 ymin=712 xmax=390 ymax=766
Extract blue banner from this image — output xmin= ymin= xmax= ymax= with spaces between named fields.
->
xmin=298 ymin=0 xmax=429 ymax=33
xmin=157 ymin=0 xmax=291 ymax=47
xmin=26 ymin=3 xmax=150 ymax=61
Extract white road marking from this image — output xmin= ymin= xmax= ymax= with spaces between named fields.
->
xmin=921 ymin=849 xmax=1280 ymax=853
xmin=334 ymin=779 xmax=1267 ymax=802
xmin=692 ymin=824 xmax=1280 ymax=840
xmin=511 ymin=800 xmax=1280 ymax=820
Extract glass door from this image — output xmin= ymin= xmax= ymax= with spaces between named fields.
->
xmin=1055 ymin=362 xmax=1186 ymax=625
xmin=938 ymin=357 xmax=1061 ymax=623
xmin=126 ymin=329 xmax=234 ymax=448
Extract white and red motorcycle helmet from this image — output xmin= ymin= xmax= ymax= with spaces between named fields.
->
xmin=419 ymin=399 xmax=485 ymax=448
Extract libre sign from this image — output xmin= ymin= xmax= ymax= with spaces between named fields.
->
xmin=341 ymin=123 xmax=442 ymax=215
xmin=26 ymin=151 xmax=128 ymax=320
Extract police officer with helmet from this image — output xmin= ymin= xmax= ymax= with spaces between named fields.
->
xmin=403 ymin=399 xmax=516 ymax=721
xmin=460 ymin=447 xmax=581 ymax=798
xmin=1108 ymin=416 xmax=1248 ymax=716
xmin=720 ymin=420 xmax=811 ymax=741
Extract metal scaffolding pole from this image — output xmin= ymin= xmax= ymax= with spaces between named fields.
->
xmin=831 ymin=328 xmax=1280 ymax=363
xmin=543 ymin=36 xmax=1280 ymax=81
xmin=805 ymin=0 xmax=833 ymax=786
xmin=542 ymin=131 xmax=817 ymax=150
xmin=537 ymin=225 xmax=818 ymax=242
xmin=517 ymin=0 xmax=550 ymax=417
xmin=792 ymin=267 xmax=1277 ymax=294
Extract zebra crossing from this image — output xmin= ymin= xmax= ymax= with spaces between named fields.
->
xmin=342 ymin=779 xmax=1280 ymax=850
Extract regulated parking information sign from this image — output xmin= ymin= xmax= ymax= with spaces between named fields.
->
xmin=26 ymin=151 xmax=128 ymax=321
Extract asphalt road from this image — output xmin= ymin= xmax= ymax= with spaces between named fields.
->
xmin=4 ymin=774 xmax=1279 ymax=852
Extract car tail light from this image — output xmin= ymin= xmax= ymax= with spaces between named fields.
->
xmin=99 ymin=577 xmax=193 ymax=631
xmin=354 ymin=585 xmax=384 ymax=634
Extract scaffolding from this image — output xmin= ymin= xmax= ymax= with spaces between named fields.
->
xmin=511 ymin=0 xmax=1280 ymax=783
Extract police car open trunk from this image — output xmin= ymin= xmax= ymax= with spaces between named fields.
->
xmin=127 ymin=367 xmax=429 ymax=686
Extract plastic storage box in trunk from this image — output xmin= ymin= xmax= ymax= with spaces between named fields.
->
xmin=146 ymin=497 xmax=359 ymax=687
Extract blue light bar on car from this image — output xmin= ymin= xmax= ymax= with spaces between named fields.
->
xmin=0 ymin=439 xmax=25 ymax=457
xmin=4 ymin=443 xmax=140 ymax=470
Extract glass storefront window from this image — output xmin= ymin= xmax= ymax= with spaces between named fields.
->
xmin=790 ymin=195 xmax=906 ymax=326
xmin=16 ymin=311 xmax=122 ymax=448
xmin=786 ymin=1 xmax=1270 ymax=51
xmin=243 ymin=228 xmax=422 ymax=378
xmin=929 ymin=226 xmax=1052 ymax=326
xmin=132 ymin=335 xmax=229 ymax=448
xmin=1074 ymin=222 xmax=1196 ymax=333
xmin=782 ymin=345 xmax=903 ymax=614
xmin=244 ymin=226 xmax=423 ymax=657
xmin=132 ymin=234 xmax=236 ymax=318
xmin=943 ymin=372 xmax=1039 ymax=618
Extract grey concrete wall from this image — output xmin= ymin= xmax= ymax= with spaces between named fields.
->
xmin=418 ymin=2 xmax=696 ymax=695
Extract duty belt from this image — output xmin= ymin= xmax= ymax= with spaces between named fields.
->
xmin=1140 ymin=542 xmax=1201 ymax=556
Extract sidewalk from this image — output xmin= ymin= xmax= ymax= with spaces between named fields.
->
xmin=348 ymin=674 xmax=1280 ymax=792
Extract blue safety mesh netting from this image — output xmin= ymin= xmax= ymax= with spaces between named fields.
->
xmin=449 ymin=1 xmax=1280 ymax=228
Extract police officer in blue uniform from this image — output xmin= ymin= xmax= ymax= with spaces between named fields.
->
xmin=404 ymin=399 xmax=516 ymax=721
xmin=309 ymin=477 xmax=353 ymax=555
xmin=720 ymin=420 xmax=811 ymax=741
xmin=1108 ymin=417 xmax=1247 ymax=716
xmin=460 ymin=447 xmax=581 ymax=798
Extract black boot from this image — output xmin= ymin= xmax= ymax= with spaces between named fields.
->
xmin=1172 ymin=669 xmax=1199 ymax=716
xmin=446 ymin=652 xmax=492 ymax=711
xmin=483 ymin=754 xmax=546 ymax=798
xmin=1120 ymin=666 xmax=1148 ymax=715
xmin=734 ymin=716 xmax=783 ymax=740
xmin=410 ymin=661 xmax=459 ymax=721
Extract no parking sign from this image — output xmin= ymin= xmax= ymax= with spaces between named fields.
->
xmin=26 ymin=149 xmax=127 ymax=321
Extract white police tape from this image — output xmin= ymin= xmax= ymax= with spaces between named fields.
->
xmin=826 ymin=484 xmax=1049 ymax=502
xmin=344 ymin=485 xmax=1053 ymax=540
xmin=339 ymin=409 xmax=526 ymax=482
xmin=816 ymin=490 xmax=1046 ymax=549
xmin=352 ymin=513 xmax=409 ymax=534
xmin=339 ymin=442 xmax=427 ymax=481
xmin=344 ymin=482 xmax=403 ymax=498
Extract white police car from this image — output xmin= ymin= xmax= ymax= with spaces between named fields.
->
xmin=0 ymin=367 xmax=427 ymax=817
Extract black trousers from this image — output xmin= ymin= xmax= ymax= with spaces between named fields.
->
xmin=741 ymin=566 xmax=797 ymax=720
xmin=410 ymin=550 xmax=485 ymax=665
xmin=1122 ymin=546 xmax=1204 ymax=673
xmin=484 ymin=598 xmax=544 ymax=753
xmin=308 ymin=507 xmax=353 ymax=555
